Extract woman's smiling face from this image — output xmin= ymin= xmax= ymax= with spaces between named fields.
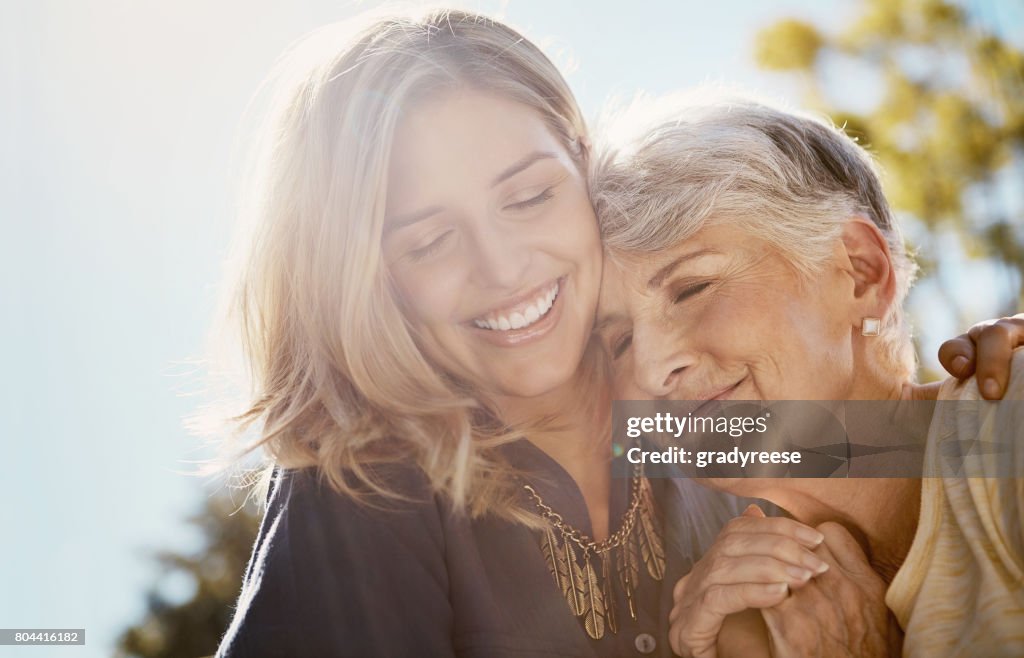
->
xmin=383 ymin=90 xmax=603 ymax=400
xmin=596 ymin=223 xmax=861 ymax=403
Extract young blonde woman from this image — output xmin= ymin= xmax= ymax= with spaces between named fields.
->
xmin=207 ymin=8 xmax=1021 ymax=657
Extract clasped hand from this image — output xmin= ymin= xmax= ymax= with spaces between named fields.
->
xmin=668 ymin=505 xmax=897 ymax=658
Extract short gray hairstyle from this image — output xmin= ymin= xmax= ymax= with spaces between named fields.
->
xmin=590 ymin=89 xmax=918 ymax=379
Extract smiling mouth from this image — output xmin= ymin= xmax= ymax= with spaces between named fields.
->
xmin=696 ymin=377 xmax=746 ymax=401
xmin=471 ymin=279 xmax=561 ymax=332
xmin=687 ymin=376 xmax=748 ymax=414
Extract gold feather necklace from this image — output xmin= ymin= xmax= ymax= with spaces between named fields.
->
xmin=522 ymin=460 xmax=665 ymax=640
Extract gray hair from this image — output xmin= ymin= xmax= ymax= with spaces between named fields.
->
xmin=590 ymin=89 xmax=918 ymax=379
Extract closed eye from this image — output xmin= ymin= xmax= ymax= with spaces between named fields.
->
xmin=407 ymin=230 xmax=453 ymax=262
xmin=674 ymin=281 xmax=712 ymax=304
xmin=505 ymin=187 xmax=554 ymax=211
xmin=612 ymin=333 xmax=633 ymax=359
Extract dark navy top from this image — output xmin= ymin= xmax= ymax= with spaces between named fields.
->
xmin=214 ymin=440 xmax=753 ymax=657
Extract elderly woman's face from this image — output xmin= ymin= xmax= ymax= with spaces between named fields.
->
xmin=597 ymin=223 xmax=859 ymax=402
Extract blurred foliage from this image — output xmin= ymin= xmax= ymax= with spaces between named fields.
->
xmin=755 ymin=0 xmax=1024 ymax=324
xmin=114 ymin=491 xmax=262 ymax=658
xmin=756 ymin=19 xmax=825 ymax=70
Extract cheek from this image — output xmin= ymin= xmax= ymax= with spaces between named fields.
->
xmin=576 ymin=211 xmax=603 ymax=264
xmin=611 ymin=358 xmax=639 ymax=398
xmin=781 ymin=292 xmax=851 ymax=357
xmin=691 ymin=283 xmax=809 ymax=384
xmin=747 ymin=288 xmax=854 ymax=394
xmin=391 ymin=263 xmax=464 ymax=328
xmin=555 ymin=183 xmax=602 ymax=263
xmin=688 ymin=289 xmax=763 ymax=354
xmin=723 ymin=277 xmax=816 ymax=343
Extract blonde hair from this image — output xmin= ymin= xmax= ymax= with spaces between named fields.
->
xmin=590 ymin=89 xmax=918 ymax=379
xmin=196 ymin=8 xmax=596 ymax=522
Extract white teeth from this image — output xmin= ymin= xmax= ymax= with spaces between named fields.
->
xmin=472 ymin=280 xmax=560 ymax=332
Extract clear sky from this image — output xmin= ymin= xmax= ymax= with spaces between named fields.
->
xmin=2 ymin=0 xmax=1021 ymax=655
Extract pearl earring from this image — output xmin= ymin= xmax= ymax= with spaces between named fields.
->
xmin=862 ymin=317 xmax=881 ymax=336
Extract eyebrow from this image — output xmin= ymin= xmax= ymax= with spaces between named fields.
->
xmin=646 ymin=248 xmax=719 ymax=290
xmin=383 ymin=205 xmax=444 ymax=235
xmin=384 ymin=151 xmax=559 ymax=235
xmin=491 ymin=150 xmax=558 ymax=187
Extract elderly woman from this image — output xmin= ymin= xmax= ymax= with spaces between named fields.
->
xmin=590 ymin=92 xmax=1024 ymax=657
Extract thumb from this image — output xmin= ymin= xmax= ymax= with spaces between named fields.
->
xmin=816 ymin=522 xmax=874 ymax=577
xmin=743 ymin=504 xmax=766 ymax=518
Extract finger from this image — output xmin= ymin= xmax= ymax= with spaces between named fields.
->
xmin=808 ymin=531 xmax=841 ymax=569
xmin=723 ymin=515 xmax=825 ymax=548
xmin=670 ymin=623 xmax=712 ymax=658
xmin=717 ymin=533 xmax=829 ymax=575
xmin=673 ymin=582 xmax=789 ymax=656
xmin=814 ymin=522 xmax=873 ymax=577
xmin=973 ymin=316 xmax=1024 ymax=400
xmin=673 ymin=574 xmax=691 ymax=604
xmin=702 ymin=554 xmax=820 ymax=589
xmin=670 ymin=620 xmax=719 ymax=658
xmin=703 ymin=582 xmax=790 ymax=616
xmin=938 ymin=335 xmax=976 ymax=380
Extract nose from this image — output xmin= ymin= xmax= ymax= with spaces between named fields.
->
xmin=631 ymin=319 xmax=696 ymax=398
xmin=467 ymin=218 xmax=532 ymax=290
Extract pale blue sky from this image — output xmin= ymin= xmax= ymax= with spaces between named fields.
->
xmin=1 ymin=0 xmax=1021 ymax=655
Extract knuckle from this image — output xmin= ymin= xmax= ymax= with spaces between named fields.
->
xmin=673 ymin=576 xmax=688 ymax=601
xmin=720 ymin=532 xmax=744 ymax=554
xmin=708 ymin=555 xmax=729 ymax=578
xmin=724 ymin=516 xmax=747 ymax=532
xmin=814 ymin=521 xmax=847 ymax=540
xmin=703 ymin=584 xmax=726 ymax=608
xmin=985 ymin=322 xmax=1013 ymax=341
xmin=938 ymin=338 xmax=966 ymax=358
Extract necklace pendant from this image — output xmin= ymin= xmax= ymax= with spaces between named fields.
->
xmin=601 ymin=551 xmax=618 ymax=635
xmin=637 ymin=481 xmax=666 ymax=581
xmin=561 ymin=532 xmax=586 ymax=616
xmin=619 ymin=532 xmax=640 ymax=621
xmin=580 ymin=551 xmax=606 ymax=640
xmin=541 ymin=525 xmax=573 ymax=610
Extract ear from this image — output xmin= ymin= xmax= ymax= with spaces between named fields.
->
xmin=839 ymin=217 xmax=897 ymax=323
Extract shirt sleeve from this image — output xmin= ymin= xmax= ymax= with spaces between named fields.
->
xmin=215 ymin=464 xmax=455 ymax=658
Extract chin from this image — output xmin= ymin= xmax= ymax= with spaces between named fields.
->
xmin=499 ymin=361 xmax=580 ymax=399
xmin=501 ymin=376 xmax=570 ymax=400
